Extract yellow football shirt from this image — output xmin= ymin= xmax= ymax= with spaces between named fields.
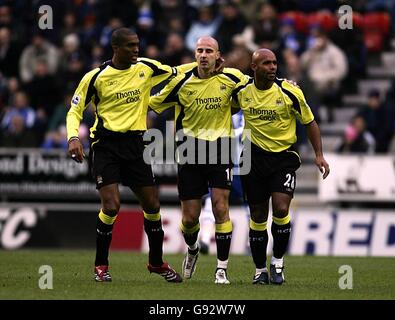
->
xmin=149 ymin=67 xmax=249 ymax=141
xmin=66 ymin=58 xmax=195 ymax=140
xmin=233 ymin=78 xmax=314 ymax=152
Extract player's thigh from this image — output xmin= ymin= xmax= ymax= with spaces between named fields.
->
xmin=270 ymin=168 xmax=297 ymax=198
xmin=207 ymin=164 xmax=233 ymax=190
xmin=120 ymin=136 xmax=156 ymax=188
xmin=241 ymin=169 xmax=270 ymax=207
xmin=98 ymin=183 xmax=120 ymax=213
xmin=90 ymin=138 xmax=121 ymax=188
xmin=177 ymin=164 xmax=208 ymax=201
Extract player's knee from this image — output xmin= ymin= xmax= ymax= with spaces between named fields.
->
xmin=101 ymin=208 xmax=118 ymax=217
xmin=141 ymin=196 xmax=160 ymax=214
xmin=142 ymin=203 xmax=160 ymax=215
xmin=251 ymin=212 xmax=269 ymax=224
xmin=102 ymin=199 xmax=120 ymax=215
xmin=273 ymin=208 xmax=289 ymax=219
xmin=212 ymin=200 xmax=228 ymax=218
xmin=182 ymin=216 xmax=199 ymax=228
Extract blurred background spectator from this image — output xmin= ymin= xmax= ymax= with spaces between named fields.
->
xmin=301 ymin=27 xmax=348 ymax=123
xmin=356 ymin=89 xmax=395 ymax=153
xmin=336 ymin=116 xmax=376 ymax=154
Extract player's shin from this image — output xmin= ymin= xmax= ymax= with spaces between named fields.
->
xmin=181 ymin=222 xmax=200 ymax=253
xmin=215 ymin=220 xmax=233 ymax=269
xmin=144 ymin=211 xmax=164 ymax=266
xmin=95 ymin=209 xmax=117 ymax=266
xmin=249 ymin=219 xmax=269 ymax=269
xmin=271 ymin=214 xmax=291 ymax=259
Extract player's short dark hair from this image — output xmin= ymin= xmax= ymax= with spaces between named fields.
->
xmin=111 ymin=28 xmax=136 ymax=46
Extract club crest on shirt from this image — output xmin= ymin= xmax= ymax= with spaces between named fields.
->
xmin=97 ymin=175 xmax=103 ymax=185
xmin=244 ymin=97 xmax=252 ymax=103
xmin=220 ymin=84 xmax=226 ymax=91
xmin=276 ymin=98 xmax=283 ymax=106
xmin=139 ymin=71 xmax=145 ymax=79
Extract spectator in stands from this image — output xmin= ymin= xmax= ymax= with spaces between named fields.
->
xmin=224 ymin=44 xmax=252 ymax=75
xmin=88 ymin=44 xmax=105 ymax=70
xmin=23 ymin=58 xmax=61 ymax=120
xmin=0 ymin=77 xmax=19 ymax=112
xmin=278 ymin=18 xmax=305 ymax=56
xmin=0 ymin=113 xmax=38 ymax=147
xmin=301 ymin=27 xmax=348 ymax=123
xmin=280 ymin=49 xmax=310 ymax=151
xmin=0 ymin=73 xmax=6 ymax=112
xmin=357 ymin=89 xmax=395 ymax=153
xmin=42 ymin=93 xmax=93 ymax=150
xmin=99 ymin=17 xmax=124 ymax=58
xmin=336 ymin=116 xmax=376 ymax=154
xmin=214 ymin=1 xmax=248 ymax=55
xmin=19 ymin=31 xmax=59 ymax=83
xmin=1 ymin=90 xmax=36 ymax=131
xmin=330 ymin=13 xmax=366 ymax=91
xmin=60 ymin=12 xmax=80 ymax=42
xmin=185 ymin=6 xmax=221 ymax=52
xmin=160 ymin=32 xmax=193 ymax=67
xmin=0 ymin=27 xmax=21 ymax=78
xmin=0 ymin=5 xmax=13 ymax=30
xmin=153 ymin=1 xmax=188 ymax=38
xmin=233 ymin=2 xmax=279 ymax=53
xmin=135 ymin=4 xmax=163 ymax=55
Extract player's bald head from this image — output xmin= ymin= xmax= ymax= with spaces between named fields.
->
xmin=196 ymin=36 xmax=219 ymax=51
xmin=252 ymin=48 xmax=276 ymax=64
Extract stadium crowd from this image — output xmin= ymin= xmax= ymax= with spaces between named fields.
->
xmin=0 ymin=0 xmax=394 ymax=154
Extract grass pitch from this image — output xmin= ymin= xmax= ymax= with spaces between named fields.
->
xmin=0 ymin=250 xmax=394 ymax=300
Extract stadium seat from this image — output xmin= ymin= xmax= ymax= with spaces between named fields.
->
xmin=307 ymin=11 xmax=337 ymax=32
xmin=279 ymin=11 xmax=308 ymax=34
xmin=362 ymin=12 xmax=391 ymax=52
xmin=352 ymin=12 xmax=364 ymax=29
xmin=364 ymin=31 xmax=384 ymax=52
xmin=363 ymin=12 xmax=391 ymax=35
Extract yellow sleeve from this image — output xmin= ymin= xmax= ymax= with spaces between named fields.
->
xmin=138 ymin=57 xmax=175 ymax=87
xmin=149 ymin=73 xmax=185 ymax=114
xmin=282 ymin=80 xmax=314 ymax=124
xmin=66 ymin=68 xmax=99 ymax=140
xmin=175 ymin=62 xmax=197 ymax=74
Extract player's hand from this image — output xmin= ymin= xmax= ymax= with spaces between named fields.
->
xmin=285 ymin=79 xmax=299 ymax=88
xmin=212 ymin=56 xmax=225 ymax=75
xmin=315 ymin=156 xmax=330 ymax=179
xmin=68 ymin=137 xmax=85 ymax=163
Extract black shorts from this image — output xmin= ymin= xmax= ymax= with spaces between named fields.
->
xmin=177 ymin=164 xmax=233 ymax=200
xmin=176 ymin=136 xmax=235 ymax=165
xmin=241 ymin=143 xmax=301 ymax=204
xmin=89 ymin=131 xmax=155 ymax=189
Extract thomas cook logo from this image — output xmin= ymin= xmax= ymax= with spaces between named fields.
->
xmin=139 ymin=71 xmax=145 ymax=79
